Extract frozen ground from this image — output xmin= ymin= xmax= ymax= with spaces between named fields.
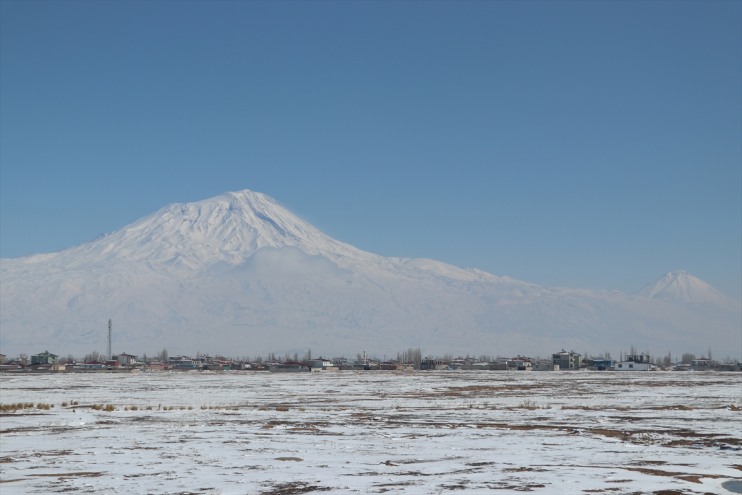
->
xmin=1 ymin=371 xmax=740 ymax=494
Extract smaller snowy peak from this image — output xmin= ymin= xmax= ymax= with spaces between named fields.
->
xmin=638 ymin=270 xmax=731 ymax=306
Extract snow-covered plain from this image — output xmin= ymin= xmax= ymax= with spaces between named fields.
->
xmin=1 ymin=371 xmax=740 ymax=494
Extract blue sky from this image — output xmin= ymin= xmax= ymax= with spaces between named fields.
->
xmin=1 ymin=0 xmax=740 ymax=298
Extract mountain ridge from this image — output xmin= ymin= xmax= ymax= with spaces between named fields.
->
xmin=1 ymin=189 xmax=739 ymax=359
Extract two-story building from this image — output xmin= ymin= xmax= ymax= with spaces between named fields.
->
xmin=31 ymin=351 xmax=59 ymax=365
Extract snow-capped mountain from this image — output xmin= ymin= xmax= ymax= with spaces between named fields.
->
xmin=1 ymin=190 xmax=740 ymax=360
xmin=28 ymin=190 xmax=373 ymax=270
xmin=638 ymin=270 xmax=733 ymax=306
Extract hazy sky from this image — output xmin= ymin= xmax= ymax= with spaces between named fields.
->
xmin=1 ymin=0 xmax=740 ymax=298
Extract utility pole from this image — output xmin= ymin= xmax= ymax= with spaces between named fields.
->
xmin=108 ymin=319 xmax=112 ymax=361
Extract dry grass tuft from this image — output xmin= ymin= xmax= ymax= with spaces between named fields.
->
xmin=0 ymin=403 xmax=35 ymax=412
xmin=91 ymin=404 xmax=116 ymax=412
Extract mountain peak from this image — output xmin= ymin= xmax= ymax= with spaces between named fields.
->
xmin=220 ymin=189 xmax=280 ymax=215
xmin=58 ymin=189 xmax=368 ymax=270
xmin=638 ymin=270 xmax=730 ymax=305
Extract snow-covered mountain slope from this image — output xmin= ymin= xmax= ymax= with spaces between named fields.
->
xmin=1 ymin=189 xmax=740 ymax=360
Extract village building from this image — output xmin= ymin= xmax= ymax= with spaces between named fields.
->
xmin=420 ymin=358 xmax=447 ymax=370
xmin=145 ymin=361 xmax=166 ymax=372
xmin=552 ymin=350 xmax=582 ymax=370
xmin=31 ymin=351 xmax=59 ymax=366
xmin=691 ymin=358 xmax=712 ymax=368
xmin=269 ymin=362 xmax=310 ymax=372
xmin=310 ymin=358 xmax=339 ymax=372
xmin=615 ymin=354 xmax=652 ymax=371
xmin=169 ymin=356 xmax=199 ymax=370
xmin=207 ymin=356 xmax=235 ymax=371
xmin=70 ymin=362 xmax=107 ymax=371
xmin=509 ymin=357 xmax=533 ymax=371
xmin=462 ymin=360 xmax=494 ymax=371
xmin=588 ymin=357 xmax=614 ymax=371
xmin=116 ymin=353 xmax=137 ymax=367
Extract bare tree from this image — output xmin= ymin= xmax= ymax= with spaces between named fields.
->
xmin=84 ymin=351 xmax=101 ymax=363
xmin=398 ymin=348 xmax=422 ymax=368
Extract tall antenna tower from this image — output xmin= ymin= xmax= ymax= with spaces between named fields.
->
xmin=108 ymin=319 xmax=112 ymax=361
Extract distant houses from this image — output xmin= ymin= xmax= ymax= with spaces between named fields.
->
xmin=1 ymin=344 xmax=738 ymax=373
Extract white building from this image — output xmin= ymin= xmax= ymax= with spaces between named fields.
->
xmin=310 ymin=358 xmax=338 ymax=372
xmin=615 ymin=354 xmax=652 ymax=371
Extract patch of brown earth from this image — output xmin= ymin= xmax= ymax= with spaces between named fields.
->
xmin=35 ymin=471 xmax=103 ymax=479
xmin=259 ymin=481 xmax=332 ymax=495
xmin=624 ymin=466 xmax=724 ymax=484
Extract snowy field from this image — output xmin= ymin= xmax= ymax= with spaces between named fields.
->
xmin=1 ymin=371 xmax=740 ymax=494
